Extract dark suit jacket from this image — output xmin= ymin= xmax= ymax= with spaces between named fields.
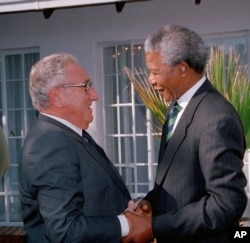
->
xmin=146 ymin=80 xmax=248 ymax=243
xmin=19 ymin=114 xmax=131 ymax=243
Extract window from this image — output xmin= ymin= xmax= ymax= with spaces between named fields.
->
xmin=0 ymin=49 xmax=39 ymax=226
xmin=101 ymin=42 xmax=160 ymax=199
xmin=203 ymin=31 xmax=249 ymax=65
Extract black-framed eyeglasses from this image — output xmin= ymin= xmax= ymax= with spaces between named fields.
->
xmin=54 ymin=80 xmax=92 ymax=94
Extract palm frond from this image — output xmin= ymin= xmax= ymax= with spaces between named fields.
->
xmin=123 ymin=67 xmax=168 ymax=126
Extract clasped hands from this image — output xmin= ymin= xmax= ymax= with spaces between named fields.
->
xmin=121 ymin=199 xmax=154 ymax=243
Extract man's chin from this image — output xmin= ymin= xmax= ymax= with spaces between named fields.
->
xmin=87 ymin=117 xmax=94 ymax=125
xmin=162 ymin=93 xmax=174 ymax=103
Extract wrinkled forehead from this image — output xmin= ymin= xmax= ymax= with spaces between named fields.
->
xmin=64 ymin=62 xmax=91 ymax=82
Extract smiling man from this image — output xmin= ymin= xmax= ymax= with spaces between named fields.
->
xmin=122 ymin=24 xmax=247 ymax=243
xmin=19 ymin=53 xmax=131 ymax=243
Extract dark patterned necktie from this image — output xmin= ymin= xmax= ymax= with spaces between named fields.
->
xmin=166 ymin=102 xmax=182 ymax=142
xmin=82 ymin=130 xmax=97 ymax=146
xmin=82 ymin=130 xmax=109 ymax=160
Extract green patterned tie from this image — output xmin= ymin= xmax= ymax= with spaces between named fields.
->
xmin=166 ymin=102 xmax=182 ymax=142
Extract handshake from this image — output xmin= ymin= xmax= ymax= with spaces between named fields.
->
xmin=121 ymin=200 xmax=155 ymax=243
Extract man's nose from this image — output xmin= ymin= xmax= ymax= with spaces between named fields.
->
xmin=89 ymin=87 xmax=99 ymax=101
xmin=148 ymin=73 xmax=156 ymax=85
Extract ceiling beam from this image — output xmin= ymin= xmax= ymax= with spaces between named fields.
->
xmin=115 ymin=2 xmax=126 ymax=13
xmin=43 ymin=9 xmax=54 ymax=19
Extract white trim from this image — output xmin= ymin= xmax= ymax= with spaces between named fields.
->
xmin=0 ymin=0 xmax=136 ymax=13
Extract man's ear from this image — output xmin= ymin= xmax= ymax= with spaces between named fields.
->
xmin=178 ymin=62 xmax=189 ymax=77
xmin=48 ymin=88 xmax=63 ymax=108
xmin=181 ymin=65 xmax=187 ymax=72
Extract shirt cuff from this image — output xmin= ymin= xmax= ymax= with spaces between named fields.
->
xmin=117 ymin=215 xmax=130 ymax=237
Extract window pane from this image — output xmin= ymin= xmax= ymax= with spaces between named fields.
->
xmin=9 ymin=196 xmax=22 ymax=222
xmin=0 ymin=84 xmax=2 ymax=108
xmin=119 ymin=74 xmax=131 ymax=103
xmin=0 ymin=196 xmax=5 ymax=221
xmin=152 ymin=165 xmax=158 ymax=181
xmin=8 ymin=110 xmax=24 ymax=137
xmin=5 ymin=55 xmax=22 ymax=80
xmin=133 ymin=44 xmax=146 ymax=70
xmin=9 ymin=166 xmax=19 ymax=191
xmin=138 ymin=185 xmax=149 ymax=194
xmin=105 ymin=106 xmax=118 ymax=134
xmin=24 ymin=53 xmax=40 ymax=108
xmin=103 ymin=47 xmax=116 ymax=74
xmin=24 ymin=53 xmax=39 ymax=79
xmin=106 ymin=136 xmax=119 ymax=163
xmin=0 ymin=111 xmax=2 ymax=127
xmin=120 ymin=106 xmax=132 ymax=134
xmin=136 ymin=136 xmax=147 ymax=162
xmin=121 ymin=167 xmax=134 ymax=193
xmin=0 ymin=177 xmax=4 ymax=191
xmin=135 ymin=105 xmax=147 ymax=133
xmin=8 ymin=138 xmax=23 ymax=165
xmin=224 ymin=37 xmax=247 ymax=64
xmin=134 ymin=89 xmax=144 ymax=105
xmin=121 ymin=137 xmax=134 ymax=164
xmin=137 ymin=166 xmax=148 ymax=183
xmin=204 ymin=39 xmax=223 ymax=48
xmin=104 ymin=75 xmax=117 ymax=105
xmin=152 ymin=134 xmax=161 ymax=162
xmin=6 ymin=81 xmax=24 ymax=109
xmin=117 ymin=44 xmax=131 ymax=70
xmin=25 ymin=80 xmax=33 ymax=108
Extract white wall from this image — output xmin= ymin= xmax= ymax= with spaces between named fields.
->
xmin=1 ymin=0 xmax=250 ymax=141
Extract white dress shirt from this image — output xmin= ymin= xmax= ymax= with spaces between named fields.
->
xmin=173 ymin=76 xmax=206 ymax=133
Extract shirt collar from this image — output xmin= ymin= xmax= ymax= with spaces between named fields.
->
xmin=177 ymin=75 xmax=206 ymax=109
xmin=41 ymin=113 xmax=82 ymax=136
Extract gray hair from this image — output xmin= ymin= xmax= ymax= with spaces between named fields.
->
xmin=144 ymin=24 xmax=208 ymax=74
xmin=29 ymin=53 xmax=78 ymax=110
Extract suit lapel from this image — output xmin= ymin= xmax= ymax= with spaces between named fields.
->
xmin=156 ymin=80 xmax=212 ymax=186
xmin=155 ymin=114 xmax=189 ymax=185
xmin=158 ymin=103 xmax=173 ymax=162
xmin=81 ymin=138 xmax=131 ymax=198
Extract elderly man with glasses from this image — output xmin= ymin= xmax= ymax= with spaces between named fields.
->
xmin=19 ymin=53 xmax=132 ymax=243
